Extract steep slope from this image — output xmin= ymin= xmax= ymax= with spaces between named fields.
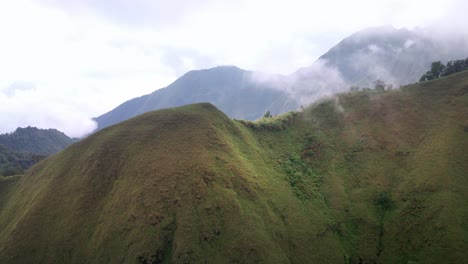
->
xmin=95 ymin=66 xmax=297 ymax=130
xmin=0 ymin=126 xmax=77 ymax=156
xmin=1 ymin=71 xmax=467 ymax=263
xmin=298 ymin=26 xmax=468 ymax=86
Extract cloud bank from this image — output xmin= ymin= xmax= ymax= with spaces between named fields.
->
xmin=0 ymin=0 xmax=467 ymax=137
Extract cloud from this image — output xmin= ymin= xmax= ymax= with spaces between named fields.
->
xmin=289 ymin=60 xmax=349 ymax=106
xmin=0 ymin=84 xmax=97 ymax=138
xmin=250 ymin=59 xmax=348 ymax=106
xmin=2 ymin=81 xmax=36 ymax=97
xmin=0 ymin=0 xmax=467 ymax=137
xmin=160 ymin=47 xmax=218 ymax=76
xmin=39 ymin=0 xmax=216 ymax=28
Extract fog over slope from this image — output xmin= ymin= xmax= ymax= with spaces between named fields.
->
xmin=267 ymin=26 xmax=468 ymax=104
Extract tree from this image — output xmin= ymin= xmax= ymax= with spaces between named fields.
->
xmin=349 ymin=86 xmax=359 ymax=92
xmin=373 ymin=80 xmax=386 ymax=92
xmin=419 ymin=70 xmax=431 ymax=82
xmin=430 ymin=61 xmax=446 ymax=79
xmin=374 ymin=191 xmax=395 ymax=211
xmin=420 ymin=61 xmax=446 ymax=82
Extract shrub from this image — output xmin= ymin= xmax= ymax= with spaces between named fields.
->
xmin=237 ymin=111 xmax=299 ymax=131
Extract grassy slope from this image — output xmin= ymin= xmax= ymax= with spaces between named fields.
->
xmin=0 ymin=71 xmax=467 ymax=263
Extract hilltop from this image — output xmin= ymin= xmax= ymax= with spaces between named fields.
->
xmin=1 ymin=71 xmax=467 ymax=263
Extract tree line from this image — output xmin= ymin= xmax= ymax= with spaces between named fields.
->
xmin=420 ymin=58 xmax=468 ymax=82
xmin=349 ymin=79 xmax=393 ymax=93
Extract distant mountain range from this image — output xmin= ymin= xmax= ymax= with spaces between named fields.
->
xmin=94 ymin=26 xmax=468 ymax=131
xmin=0 ymin=127 xmax=77 ymax=176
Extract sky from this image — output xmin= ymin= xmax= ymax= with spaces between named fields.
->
xmin=0 ymin=0 xmax=466 ymax=137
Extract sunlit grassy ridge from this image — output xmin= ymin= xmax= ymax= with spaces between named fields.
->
xmin=1 ymin=71 xmax=467 ymax=263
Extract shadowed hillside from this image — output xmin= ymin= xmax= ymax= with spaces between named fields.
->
xmin=1 ymin=71 xmax=467 ymax=263
xmin=94 ymin=66 xmax=297 ymax=130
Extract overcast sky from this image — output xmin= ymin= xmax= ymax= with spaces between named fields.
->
xmin=0 ymin=0 xmax=466 ymax=137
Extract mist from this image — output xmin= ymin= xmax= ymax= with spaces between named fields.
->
xmin=250 ymin=24 xmax=468 ymax=109
xmin=0 ymin=84 xmax=97 ymax=138
xmin=1 ymin=0 xmax=468 ymax=136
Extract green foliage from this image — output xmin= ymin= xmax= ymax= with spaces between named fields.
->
xmin=374 ymin=191 xmax=395 ymax=212
xmin=349 ymin=86 xmax=359 ymax=92
xmin=237 ymin=111 xmax=298 ymax=130
xmin=0 ymin=144 xmax=45 ymax=176
xmin=420 ymin=58 xmax=468 ymax=82
xmin=373 ymin=80 xmax=386 ymax=92
xmin=263 ymin=110 xmax=272 ymax=118
xmin=349 ymin=80 xmax=393 ymax=93
xmin=0 ymin=126 xmax=76 ymax=156
xmin=282 ymin=154 xmax=323 ymax=201
xmin=374 ymin=191 xmax=395 ymax=257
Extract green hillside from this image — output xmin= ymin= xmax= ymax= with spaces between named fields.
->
xmin=1 ymin=71 xmax=467 ymax=263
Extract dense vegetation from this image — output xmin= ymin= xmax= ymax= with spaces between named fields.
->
xmin=236 ymin=111 xmax=299 ymax=130
xmin=0 ymin=71 xmax=467 ymax=263
xmin=0 ymin=126 xmax=77 ymax=155
xmin=419 ymin=58 xmax=468 ymax=82
xmin=0 ymin=144 xmax=45 ymax=176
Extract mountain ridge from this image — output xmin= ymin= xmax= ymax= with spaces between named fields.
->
xmin=94 ymin=26 xmax=468 ymax=131
xmin=2 ymin=70 xmax=467 ymax=263
xmin=94 ymin=66 xmax=297 ymax=130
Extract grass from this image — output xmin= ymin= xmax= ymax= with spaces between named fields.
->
xmin=1 ymin=71 xmax=468 ymax=263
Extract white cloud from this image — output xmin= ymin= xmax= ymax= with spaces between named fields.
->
xmin=2 ymin=81 xmax=36 ymax=97
xmin=0 ymin=0 xmax=466 ymax=137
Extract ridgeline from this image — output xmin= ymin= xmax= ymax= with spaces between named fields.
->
xmin=1 ymin=71 xmax=467 ymax=263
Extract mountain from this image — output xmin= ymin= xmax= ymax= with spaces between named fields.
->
xmin=0 ymin=144 xmax=45 ymax=176
xmin=94 ymin=66 xmax=297 ymax=130
xmin=94 ymin=26 xmax=468 ymax=131
xmin=0 ymin=126 xmax=77 ymax=156
xmin=1 ymin=71 xmax=467 ymax=263
xmin=298 ymin=26 xmax=468 ymax=87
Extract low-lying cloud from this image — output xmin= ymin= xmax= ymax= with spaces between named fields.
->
xmin=1 ymin=0 xmax=467 ymax=137
xmin=250 ymin=59 xmax=348 ymax=107
xmin=0 ymin=82 xmax=97 ymax=138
